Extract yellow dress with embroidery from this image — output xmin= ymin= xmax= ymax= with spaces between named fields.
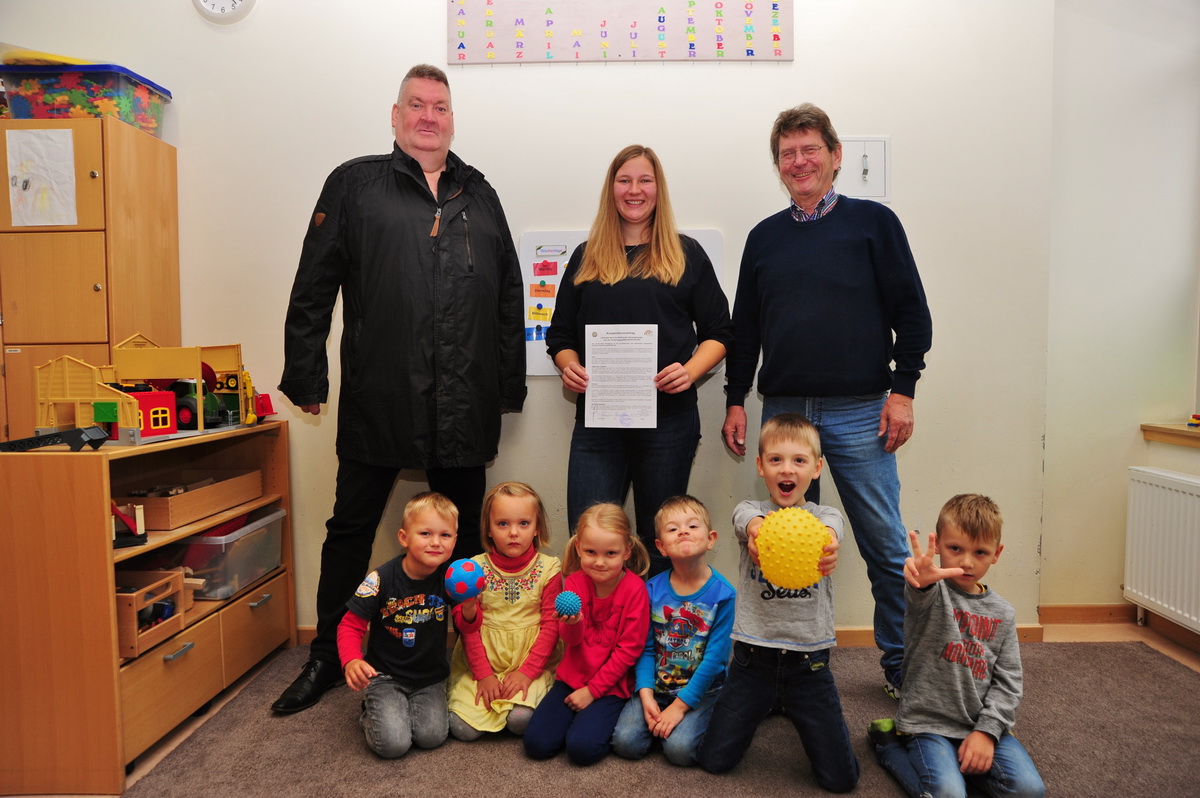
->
xmin=447 ymin=551 xmax=562 ymax=732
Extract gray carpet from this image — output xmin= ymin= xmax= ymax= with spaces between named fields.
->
xmin=126 ymin=641 xmax=1200 ymax=797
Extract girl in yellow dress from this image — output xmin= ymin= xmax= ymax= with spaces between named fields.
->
xmin=448 ymin=481 xmax=563 ymax=739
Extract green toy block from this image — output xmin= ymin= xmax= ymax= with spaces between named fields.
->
xmin=93 ymin=401 xmax=119 ymax=423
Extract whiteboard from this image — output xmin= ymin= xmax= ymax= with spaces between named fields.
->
xmin=518 ymin=228 xmax=723 ymax=376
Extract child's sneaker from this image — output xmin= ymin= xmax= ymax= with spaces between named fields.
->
xmin=868 ymin=718 xmax=904 ymax=748
xmin=883 ymin=667 xmax=903 ymax=700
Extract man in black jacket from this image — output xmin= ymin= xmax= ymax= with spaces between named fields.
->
xmin=273 ymin=64 xmax=526 ymax=714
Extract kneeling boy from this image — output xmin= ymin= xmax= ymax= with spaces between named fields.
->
xmin=699 ymin=413 xmax=858 ymax=792
xmin=339 ymin=492 xmax=458 ymax=759
xmin=869 ymin=494 xmax=1044 ymax=798
xmin=611 ymin=495 xmax=736 ymax=766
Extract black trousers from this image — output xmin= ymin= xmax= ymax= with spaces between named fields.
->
xmin=308 ymin=457 xmax=485 ymax=664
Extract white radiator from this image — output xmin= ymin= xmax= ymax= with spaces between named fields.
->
xmin=1124 ymin=466 xmax=1200 ymax=634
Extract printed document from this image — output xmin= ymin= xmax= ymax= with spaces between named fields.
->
xmin=584 ymin=323 xmax=658 ymax=428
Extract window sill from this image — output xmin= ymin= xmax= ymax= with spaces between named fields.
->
xmin=1141 ymin=423 xmax=1200 ymax=449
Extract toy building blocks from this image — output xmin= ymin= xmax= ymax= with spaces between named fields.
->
xmin=32 ymin=334 xmax=276 ymax=445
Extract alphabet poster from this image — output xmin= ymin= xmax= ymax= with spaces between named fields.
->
xmin=519 ymin=229 xmax=724 ymax=376
xmin=449 ymin=1 xmax=793 ymax=64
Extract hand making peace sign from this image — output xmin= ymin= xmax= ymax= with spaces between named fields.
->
xmin=903 ymin=529 xmax=965 ymax=589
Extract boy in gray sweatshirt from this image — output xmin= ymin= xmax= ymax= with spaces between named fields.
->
xmin=699 ymin=413 xmax=858 ymax=793
xmin=870 ymin=494 xmax=1044 ymax=798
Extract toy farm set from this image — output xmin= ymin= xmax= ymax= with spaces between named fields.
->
xmin=33 ymin=333 xmax=274 ymax=446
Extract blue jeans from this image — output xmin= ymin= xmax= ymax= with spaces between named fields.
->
xmin=360 ymin=675 xmax=448 ymax=759
xmin=762 ymin=394 xmax=908 ymax=673
xmin=567 ymin=408 xmax=701 ymax=576
xmin=524 ymin=680 xmax=627 ymax=765
xmin=875 ymin=731 xmax=1045 ymax=798
xmin=611 ymin=689 xmax=719 ymax=766
xmin=698 ymin=643 xmax=859 ymax=792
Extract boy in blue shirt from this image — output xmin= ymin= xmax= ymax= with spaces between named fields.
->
xmin=699 ymin=413 xmax=858 ymax=792
xmin=610 ymin=495 xmax=736 ymax=766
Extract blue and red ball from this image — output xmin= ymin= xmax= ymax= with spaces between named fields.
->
xmin=444 ymin=558 xmax=486 ymax=601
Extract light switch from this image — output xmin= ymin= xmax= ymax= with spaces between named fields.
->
xmin=838 ymin=136 xmax=890 ymax=202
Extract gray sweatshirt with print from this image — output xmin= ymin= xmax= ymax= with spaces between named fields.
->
xmin=730 ymin=499 xmax=844 ymax=653
xmin=896 ymin=580 xmax=1022 ymax=741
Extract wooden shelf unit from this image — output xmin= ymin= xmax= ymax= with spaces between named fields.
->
xmin=0 ymin=421 xmax=295 ymax=795
xmin=0 ymin=117 xmax=181 ymax=441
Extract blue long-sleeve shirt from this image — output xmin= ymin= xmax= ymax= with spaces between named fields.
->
xmin=633 ymin=568 xmax=736 ymax=708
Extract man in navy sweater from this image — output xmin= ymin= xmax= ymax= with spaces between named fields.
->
xmin=722 ymin=103 xmax=932 ymax=700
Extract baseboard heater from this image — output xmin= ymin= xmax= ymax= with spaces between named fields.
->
xmin=1124 ymin=466 xmax=1200 ymax=634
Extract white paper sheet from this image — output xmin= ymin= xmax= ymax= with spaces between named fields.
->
xmin=6 ymin=128 xmax=78 ymax=226
xmin=584 ymin=323 xmax=658 ymax=428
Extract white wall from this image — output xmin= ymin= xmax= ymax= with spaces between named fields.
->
xmin=1044 ymin=0 xmax=1200 ymax=606
xmin=5 ymin=0 xmax=1196 ymax=632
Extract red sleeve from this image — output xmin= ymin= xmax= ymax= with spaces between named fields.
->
xmin=452 ymin=600 xmax=493 ymax=680
xmin=585 ymin=573 xmax=651 ymax=698
xmin=519 ymin=576 xmax=563 ymax=680
xmin=452 ymin=599 xmax=484 ymax=634
xmin=560 ymin=573 xmax=587 ymax=649
xmin=337 ymin=611 xmax=369 ymax=668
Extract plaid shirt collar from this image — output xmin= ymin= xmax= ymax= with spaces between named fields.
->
xmin=790 ymin=186 xmax=840 ymax=222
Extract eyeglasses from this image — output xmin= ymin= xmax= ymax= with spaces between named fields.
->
xmin=778 ymin=145 xmax=825 ymax=164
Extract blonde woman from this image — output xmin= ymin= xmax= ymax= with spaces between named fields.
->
xmin=546 ymin=145 xmax=732 ymax=576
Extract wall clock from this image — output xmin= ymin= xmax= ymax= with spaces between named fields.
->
xmin=192 ymin=0 xmax=256 ymax=25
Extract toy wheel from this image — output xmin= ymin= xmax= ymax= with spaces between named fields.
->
xmin=177 ymin=397 xmax=198 ymax=430
xmin=223 ymin=373 xmax=239 ymax=391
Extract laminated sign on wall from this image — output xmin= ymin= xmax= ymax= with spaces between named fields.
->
xmin=448 ymin=0 xmax=794 ymax=63
xmin=519 ymin=229 xmax=724 ymax=376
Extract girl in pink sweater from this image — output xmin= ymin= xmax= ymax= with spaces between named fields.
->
xmin=523 ymin=503 xmax=650 ymax=765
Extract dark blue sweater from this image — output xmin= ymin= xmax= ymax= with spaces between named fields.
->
xmin=725 ymin=197 xmax=931 ymax=404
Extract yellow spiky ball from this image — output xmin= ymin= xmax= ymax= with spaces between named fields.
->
xmin=757 ymin=507 xmax=830 ymax=589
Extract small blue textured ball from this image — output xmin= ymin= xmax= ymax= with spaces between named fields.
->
xmin=555 ymin=590 xmax=582 ymax=617
xmin=444 ymin=558 xmax=486 ymax=601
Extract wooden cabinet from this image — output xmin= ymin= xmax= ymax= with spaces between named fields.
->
xmin=0 ymin=421 xmax=295 ymax=796
xmin=0 ymin=117 xmax=181 ymax=440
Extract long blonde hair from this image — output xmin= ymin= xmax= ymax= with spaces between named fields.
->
xmin=479 ymin=481 xmax=551 ymax=553
xmin=562 ymin=503 xmax=651 ymax=578
xmin=573 ymin=145 xmax=686 ymax=287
